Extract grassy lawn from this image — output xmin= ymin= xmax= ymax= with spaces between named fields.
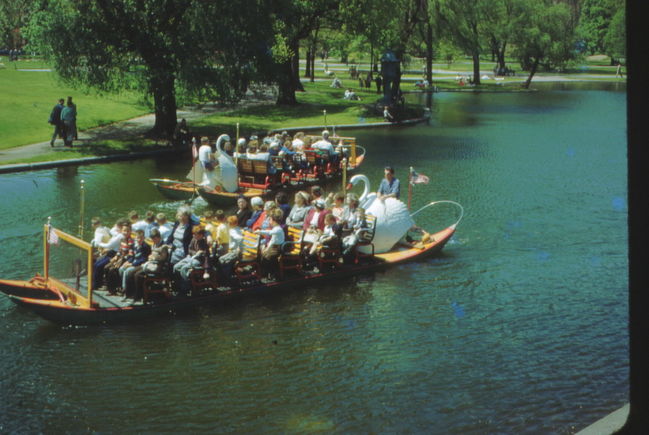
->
xmin=192 ymin=80 xmax=384 ymax=138
xmin=0 ymin=58 xmax=150 ymax=150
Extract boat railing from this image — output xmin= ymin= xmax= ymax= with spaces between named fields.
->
xmin=410 ymin=200 xmax=465 ymax=230
xmin=44 ymin=224 xmax=94 ymax=308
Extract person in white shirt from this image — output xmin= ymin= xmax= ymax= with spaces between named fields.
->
xmin=292 ymin=132 xmax=306 ymax=153
xmin=256 ymin=209 xmax=285 ymax=280
xmin=90 ymin=217 xmax=111 ymax=248
xmin=198 ymin=136 xmax=218 ymax=188
xmin=311 ymin=130 xmax=335 ymax=156
xmin=155 ymin=213 xmax=173 ymax=241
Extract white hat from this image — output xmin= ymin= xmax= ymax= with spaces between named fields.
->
xmin=322 ymin=130 xmax=329 ymax=137
xmin=237 ymin=138 xmax=246 ymax=146
xmin=314 ymin=198 xmax=326 ymax=208
xmin=251 ymin=197 xmax=263 ymax=207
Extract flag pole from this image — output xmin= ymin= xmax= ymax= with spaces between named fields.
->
xmin=78 ymin=180 xmax=85 ymax=238
xmin=408 ymin=166 xmax=413 ymax=211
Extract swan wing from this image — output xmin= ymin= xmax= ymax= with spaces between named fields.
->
xmin=361 ymin=198 xmax=415 ymax=254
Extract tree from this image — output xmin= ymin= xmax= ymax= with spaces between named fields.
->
xmin=268 ymin=0 xmax=341 ymax=105
xmin=576 ymin=0 xmax=619 ymax=55
xmin=436 ymin=0 xmax=492 ymax=86
xmin=603 ymin=5 xmax=625 ymax=62
xmin=0 ymin=0 xmax=34 ymax=49
xmin=26 ymin=0 xmax=271 ymax=137
xmin=511 ymin=0 xmax=576 ymax=89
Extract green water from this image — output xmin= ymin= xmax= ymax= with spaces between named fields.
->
xmin=0 ymin=82 xmax=627 ymax=433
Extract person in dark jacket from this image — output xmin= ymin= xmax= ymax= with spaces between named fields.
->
xmin=48 ymin=98 xmax=65 ymax=147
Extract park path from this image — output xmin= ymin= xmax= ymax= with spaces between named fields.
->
xmin=0 ymin=96 xmax=273 ymax=165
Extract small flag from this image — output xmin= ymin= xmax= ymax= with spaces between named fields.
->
xmin=48 ymin=227 xmax=59 ymax=245
xmin=410 ymin=169 xmax=430 ymax=185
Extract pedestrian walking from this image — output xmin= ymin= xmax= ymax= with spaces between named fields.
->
xmin=61 ymin=96 xmax=77 ymax=147
xmin=48 ymin=98 xmax=65 ymax=147
xmin=375 ymin=75 xmax=382 ymax=94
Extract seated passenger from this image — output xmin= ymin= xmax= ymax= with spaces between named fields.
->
xmin=90 ymin=217 xmax=111 ymax=249
xmin=302 ymin=198 xmax=331 ymax=243
xmin=245 ymin=196 xmax=264 ymax=229
xmin=234 ymin=138 xmax=247 ymax=159
xmin=256 ymin=209 xmax=285 ymax=280
xmin=253 ymin=201 xmax=277 ymax=232
xmin=119 ymin=229 xmax=151 ymax=299
xmin=311 ymin=130 xmax=335 ymax=156
xmin=173 ymin=225 xmax=210 ymax=296
xmin=308 ymin=213 xmax=342 ymax=256
xmin=131 ymin=228 xmax=169 ymax=302
xmin=103 ymin=223 xmax=135 ymax=292
xmin=292 ymin=132 xmax=306 ymax=153
xmin=341 ymin=193 xmax=360 ymax=228
xmin=286 ymin=191 xmax=311 ymax=228
xmin=331 ymin=192 xmax=346 ymax=222
xmin=342 ymin=207 xmax=370 ymax=255
xmin=93 ymin=219 xmax=128 ymax=289
xmin=275 ymin=191 xmax=291 ymax=223
xmin=215 ymin=215 xmax=243 ymax=283
xmin=155 ymin=212 xmax=173 ymax=241
xmin=167 ymin=206 xmax=195 ymax=267
xmin=236 ymin=197 xmax=253 ymax=228
xmin=212 ymin=210 xmax=229 ymax=257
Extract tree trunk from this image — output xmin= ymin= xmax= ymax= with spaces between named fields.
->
xmin=310 ymin=49 xmax=315 ymax=82
xmin=291 ymin=40 xmax=304 ymax=92
xmin=472 ymin=52 xmax=481 ymax=85
xmin=497 ymin=41 xmax=507 ymax=72
xmin=523 ymin=57 xmax=539 ymax=89
xmin=150 ymin=72 xmax=177 ymax=138
xmin=305 ymin=48 xmax=311 ymax=78
xmin=276 ymin=58 xmax=297 ymax=105
xmin=425 ymin=21 xmax=434 ymax=85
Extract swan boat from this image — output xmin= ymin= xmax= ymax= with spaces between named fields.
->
xmin=149 ymin=135 xmax=366 ymax=205
xmin=0 ymin=201 xmax=462 ymax=326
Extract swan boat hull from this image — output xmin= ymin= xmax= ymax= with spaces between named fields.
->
xmin=1 ymin=226 xmax=455 ymax=326
xmin=149 ymin=178 xmax=197 ymax=201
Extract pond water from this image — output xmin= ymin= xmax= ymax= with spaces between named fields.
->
xmin=0 ymin=82 xmax=627 ymax=433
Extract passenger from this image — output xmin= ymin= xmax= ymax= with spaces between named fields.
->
xmin=245 ymin=196 xmax=264 ymax=229
xmin=292 ymin=132 xmax=306 ymax=153
xmin=302 ymin=198 xmax=331 ymax=243
xmin=103 ymin=223 xmax=134 ymax=292
xmin=119 ymin=229 xmax=151 ymax=298
xmin=331 ymin=192 xmax=346 ymax=222
xmin=341 ymin=193 xmax=360 ymax=226
xmin=342 ymin=207 xmax=370 ymax=255
xmin=93 ymin=220 xmax=129 ymax=289
xmin=308 ymin=213 xmax=342 ymax=256
xmin=132 ymin=210 xmax=154 ymax=237
xmin=215 ymin=215 xmax=243 ymax=284
xmin=131 ymin=228 xmax=169 ymax=302
xmin=311 ymin=130 xmax=335 ymax=158
xmin=256 ymin=208 xmax=285 ymax=280
xmin=275 ymin=191 xmax=291 ymax=223
xmin=173 ymin=225 xmax=210 ymax=296
xmin=90 ymin=217 xmax=111 ymax=249
xmin=286 ymin=191 xmax=311 ymax=228
xmin=212 ymin=210 xmax=229 ymax=257
xmin=166 ymin=206 xmax=195 ymax=267
xmin=252 ymin=200 xmax=277 ymax=232
xmin=234 ymin=138 xmax=247 ymax=159
xmin=155 ymin=212 xmax=173 ymax=241
xmin=268 ymin=135 xmax=281 ymax=156
xmin=109 ymin=217 xmax=128 ymax=237
xmin=236 ymin=197 xmax=253 ymax=228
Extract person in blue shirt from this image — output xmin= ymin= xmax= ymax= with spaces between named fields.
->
xmin=377 ymin=166 xmax=400 ymax=200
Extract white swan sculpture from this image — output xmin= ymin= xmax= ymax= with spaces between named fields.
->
xmin=214 ymin=134 xmax=238 ymax=193
xmin=347 ymin=174 xmax=415 ymax=254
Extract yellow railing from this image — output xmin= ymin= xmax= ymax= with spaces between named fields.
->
xmin=44 ymin=224 xmax=94 ymax=308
